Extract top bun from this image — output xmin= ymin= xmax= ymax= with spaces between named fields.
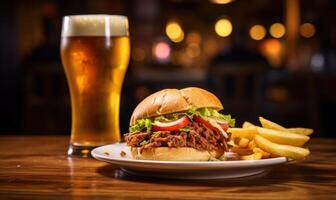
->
xmin=130 ymin=87 xmax=223 ymax=125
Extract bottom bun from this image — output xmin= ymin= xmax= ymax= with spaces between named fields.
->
xmin=130 ymin=147 xmax=223 ymax=161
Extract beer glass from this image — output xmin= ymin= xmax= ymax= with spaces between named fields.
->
xmin=61 ymin=15 xmax=130 ymax=156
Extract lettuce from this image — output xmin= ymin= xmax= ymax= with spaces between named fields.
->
xmin=187 ymin=107 xmax=235 ymax=127
xmin=129 ymin=118 xmax=152 ymax=133
xmin=208 ymin=109 xmax=235 ymax=127
xmin=154 ymin=113 xmax=183 ymax=122
xmin=218 ymin=114 xmax=235 ymax=127
xmin=140 ymin=140 xmax=149 ymax=146
xmin=129 ymin=107 xmax=235 ymax=133
xmin=179 ymin=127 xmax=191 ymax=132
xmin=153 ymin=115 xmax=171 ymax=122
xmin=152 ymin=131 xmax=162 ymax=137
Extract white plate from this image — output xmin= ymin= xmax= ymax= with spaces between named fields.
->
xmin=91 ymin=143 xmax=288 ymax=180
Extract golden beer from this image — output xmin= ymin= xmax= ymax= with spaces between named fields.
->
xmin=61 ymin=15 xmax=130 ymax=156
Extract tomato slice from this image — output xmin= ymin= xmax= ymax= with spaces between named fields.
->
xmin=193 ymin=116 xmax=217 ymax=131
xmin=152 ymin=116 xmax=190 ymax=131
xmin=193 ymin=116 xmax=229 ymax=138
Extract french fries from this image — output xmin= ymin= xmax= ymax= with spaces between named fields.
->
xmin=231 ymin=146 xmax=253 ymax=156
xmin=254 ymin=135 xmax=310 ymax=159
xmin=242 ymin=121 xmax=255 ymax=128
xmin=256 ymin=127 xmax=310 ymax=147
xmin=253 ymin=147 xmax=271 ymax=158
xmin=227 ymin=116 xmax=313 ymax=160
xmin=238 ymin=138 xmax=249 ymax=148
xmin=227 ymin=127 xmax=257 ymax=140
xmin=260 ymin=117 xmax=314 ymax=136
xmin=287 ymin=128 xmax=313 ymax=136
xmin=227 ymin=140 xmax=236 ymax=147
xmin=259 ymin=117 xmax=287 ymax=131
xmin=241 ymin=152 xmax=262 ymax=160
xmin=248 ymin=140 xmax=256 ymax=149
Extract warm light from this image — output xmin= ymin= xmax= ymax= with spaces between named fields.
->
xmin=210 ymin=0 xmax=233 ymax=4
xmin=203 ymin=38 xmax=218 ymax=56
xmin=214 ymin=18 xmax=232 ymax=37
xmin=153 ymin=42 xmax=171 ymax=61
xmin=249 ymin=25 xmax=266 ymax=40
xmin=186 ymin=32 xmax=201 ymax=44
xmin=166 ymin=21 xmax=184 ymax=43
xmin=260 ymin=39 xmax=282 ymax=67
xmin=186 ymin=43 xmax=201 ymax=58
xmin=269 ymin=23 xmax=285 ymax=38
xmin=266 ymin=87 xmax=288 ymax=103
xmin=262 ymin=39 xmax=282 ymax=55
xmin=300 ymin=23 xmax=316 ymax=38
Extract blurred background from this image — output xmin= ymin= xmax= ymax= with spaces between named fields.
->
xmin=0 ymin=0 xmax=335 ymax=137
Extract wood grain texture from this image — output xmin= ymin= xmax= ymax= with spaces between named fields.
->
xmin=0 ymin=136 xmax=335 ymax=200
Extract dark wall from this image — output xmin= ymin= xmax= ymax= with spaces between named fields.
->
xmin=0 ymin=2 xmax=20 ymax=133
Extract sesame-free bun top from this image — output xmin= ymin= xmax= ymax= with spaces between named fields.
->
xmin=130 ymin=87 xmax=223 ymax=125
xmin=62 ymin=15 xmax=129 ymax=37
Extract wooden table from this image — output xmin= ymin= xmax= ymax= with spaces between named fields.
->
xmin=0 ymin=136 xmax=335 ymax=199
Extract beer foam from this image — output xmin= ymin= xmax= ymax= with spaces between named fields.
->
xmin=62 ymin=15 xmax=129 ymax=37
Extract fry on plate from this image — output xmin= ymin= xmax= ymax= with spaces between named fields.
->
xmin=254 ymin=135 xmax=310 ymax=160
xmin=259 ymin=116 xmax=314 ymax=136
xmin=252 ymin=147 xmax=271 ymax=158
xmin=242 ymin=121 xmax=255 ymax=128
xmin=256 ymin=127 xmax=310 ymax=147
xmin=248 ymin=140 xmax=256 ymax=150
xmin=231 ymin=146 xmax=253 ymax=156
xmin=240 ymin=152 xmax=262 ymax=160
xmin=227 ymin=140 xmax=236 ymax=147
xmin=238 ymin=138 xmax=249 ymax=148
xmin=259 ymin=117 xmax=287 ymax=131
xmin=227 ymin=127 xmax=257 ymax=140
xmin=228 ymin=116 xmax=313 ymax=160
xmin=287 ymin=128 xmax=314 ymax=136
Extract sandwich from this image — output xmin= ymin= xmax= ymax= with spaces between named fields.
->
xmin=124 ymin=87 xmax=235 ymax=161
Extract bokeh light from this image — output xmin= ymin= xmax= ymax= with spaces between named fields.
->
xmin=186 ymin=32 xmax=201 ymax=45
xmin=311 ymin=53 xmax=324 ymax=72
xmin=249 ymin=25 xmax=266 ymax=40
xmin=214 ymin=18 xmax=232 ymax=37
xmin=210 ymin=0 xmax=233 ymax=4
xmin=203 ymin=38 xmax=218 ymax=56
xmin=269 ymin=23 xmax=286 ymax=38
xmin=260 ymin=38 xmax=282 ymax=67
xmin=166 ymin=21 xmax=184 ymax=43
xmin=153 ymin=41 xmax=171 ymax=61
xmin=186 ymin=43 xmax=201 ymax=58
xmin=300 ymin=23 xmax=316 ymax=38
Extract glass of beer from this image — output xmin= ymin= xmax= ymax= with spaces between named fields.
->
xmin=61 ymin=15 xmax=130 ymax=157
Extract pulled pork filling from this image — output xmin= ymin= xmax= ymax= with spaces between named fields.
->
xmin=124 ymin=122 xmax=228 ymax=152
